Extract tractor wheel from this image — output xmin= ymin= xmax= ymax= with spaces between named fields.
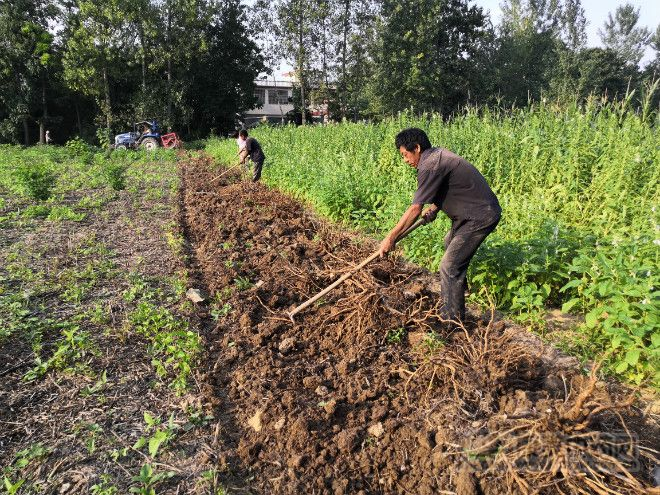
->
xmin=115 ymin=144 xmax=128 ymax=150
xmin=141 ymin=137 xmax=159 ymax=151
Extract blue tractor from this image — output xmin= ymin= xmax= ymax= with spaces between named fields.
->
xmin=113 ymin=120 xmax=163 ymax=150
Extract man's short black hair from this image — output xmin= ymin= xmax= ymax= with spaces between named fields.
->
xmin=395 ymin=128 xmax=432 ymax=153
xmin=239 ymin=129 xmax=248 ymax=139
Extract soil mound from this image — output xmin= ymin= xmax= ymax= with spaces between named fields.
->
xmin=181 ymin=157 xmax=659 ymax=494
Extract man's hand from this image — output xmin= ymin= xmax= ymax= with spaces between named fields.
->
xmin=380 ymin=205 xmax=423 ymax=257
xmin=421 ymin=205 xmax=438 ymax=224
xmin=379 ymin=235 xmax=396 ymax=257
xmin=239 ymin=150 xmax=248 ymax=165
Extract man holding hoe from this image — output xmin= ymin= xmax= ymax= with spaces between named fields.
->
xmin=238 ymin=129 xmax=265 ymax=182
xmin=379 ymin=128 xmax=501 ymax=324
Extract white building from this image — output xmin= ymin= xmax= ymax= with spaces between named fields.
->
xmin=244 ymin=73 xmax=295 ymax=126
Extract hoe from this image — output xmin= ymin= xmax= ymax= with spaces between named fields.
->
xmin=287 ymin=218 xmax=426 ymax=322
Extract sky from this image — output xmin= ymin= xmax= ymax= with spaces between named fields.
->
xmin=475 ymin=0 xmax=659 ymax=63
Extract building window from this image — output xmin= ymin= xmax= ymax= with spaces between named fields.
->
xmin=254 ymin=89 xmax=265 ymax=105
xmin=268 ymin=89 xmax=290 ymax=105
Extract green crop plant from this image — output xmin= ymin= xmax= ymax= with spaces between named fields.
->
xmin=23 ymin=324 xmax=96 ymax=380
xmin=218 ymin=287 xmax=233 ymax=300
xmin=206 ymin=96 xmax=660 ymax=385
xmin=123 ymin=273 xmax=160 ymax=302
xmin=77 ymin=192 xmax=115 ymax=210
xmin=65 ymin=137 xmax=94 ymax=163
xmin=129 ymin=464 xmax=174 ymax=495
xmin=21 ymin=204 xmax=51 ymax=219
xmin=211 ymin=303 xmax=232 ymax=321
xmin=81 ymin=370 xmax=109 ymax=397
xmin=132 ymin=411 xmax=178 ymax=458
xmin=3 ymin=477 xmax=25 ymax=495
xmin=184 ymin=408 xmax=214 ymax=430
xmin=47 ymin=205 xmax=85 ymax=222
xmin=109 ymin=447 xmax=129 ymax=462
xmin=234 ymin=276 xmax=253 ymax=291
xmin=90 ymin=474 xmax=118 ymax=495
xmin=198 ymin=469 xmax=226 ymax=495
xmin=2 ymin=443 xmax=50 ymax=494
xmin=386 ymin=327 xmax=406 ymax=344
xmin=101 ymin=159 xmax=129 ymax=190
xmin=128 ymin=301 xmax=201 ymax=394
xmin=13 ymin=160 xmax=56 ymax=200
xmin=84 ymin=423 xmax=103 ymax=454
xmin=422 ymin=331 xmax=445 ymax=353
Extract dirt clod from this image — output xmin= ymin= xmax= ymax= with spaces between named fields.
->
xmin=337 ymin=429 xmax=360 ymax=453
xmin=239 ymin=313 xmax=252 ymax=329
xmin=186 ymin=287 xmax=206 ymax=302
xmin=368 ymin=422 xmax=384 ymax=438
xmin=278 ymin=337 xmax=296 ymax=353
xmin=248 ymin=410 xmax=263 ymax=432
xmin=455 ymin=463 xmax=479 ymax=495
xmin=323 ymin=399 xmax=337 ymax=416
xmin=288 ymin=454 xmax=306 ymax=468
xmin=417 ymin=430 xmax=435 ymax=451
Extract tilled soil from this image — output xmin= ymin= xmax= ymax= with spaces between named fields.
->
xmin=181 ymin=157 xmax=659 ymax=494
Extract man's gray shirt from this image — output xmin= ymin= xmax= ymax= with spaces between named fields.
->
xmin=245 ymin=137 xmax=265 ymax=164
xmin=412 ymin=147 xmax=500 ymax=221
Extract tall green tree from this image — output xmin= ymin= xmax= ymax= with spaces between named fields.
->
xmin=25 ymin=21 xmax=57 ymax=144
xmin=62 ymin=0 xmax=132 ymax=146
xmin=189 ymin=0 xmax=265 ymax=133
xmin=330 ymin=0 xmax=378 ymax=119
xmin=639 ymin=25 xmax=660 ymax=115
xmin=492 ymin=28 xmax=558 ymax=105
xmin=369 ymin=0 xmax=488 ymax=116
xmin=598 ymin=3 xmax=651 ymax=66
xmin=642 ymin=25 xmax=660 ymax=79
xmin=124 ymin=0 xmax=160 ymax=118
xmin=270 ymin=0 xmax=326 ymax=124
xmin=493 ymin=0 xmax=590 ymax=105
xmin=0 ymin=0 xmax=58 ymax=145
xmin=573 ymin=48 xmax=638 ymax=99
xmin=559 ymin=0 xmax=586 ymax=50
xmin=153 ymin=0 xmax=210 ymax=131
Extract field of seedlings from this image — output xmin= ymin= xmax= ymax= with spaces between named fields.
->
xmin=0 ymin=100 xmax=659 ymax=494
xmin=207 ymin=99 xmax=660 ymax=387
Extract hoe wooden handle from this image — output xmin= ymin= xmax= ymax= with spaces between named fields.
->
xmin=210 ymin=162 xmax=240 ymax=183
xmin=287 ymin=218 xmax=426 ymax=321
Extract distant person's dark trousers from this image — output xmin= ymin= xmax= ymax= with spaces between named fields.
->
xmin=252 ymin=159 xmax=264 ymax=182
xmin=439 ymin=211 xmax=500 ymax=322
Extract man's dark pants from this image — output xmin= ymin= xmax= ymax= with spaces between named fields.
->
xmin=252 ymin=159 xmax=264 ymax=182
xmin=440 ymin=211 xmax=500 ymax=322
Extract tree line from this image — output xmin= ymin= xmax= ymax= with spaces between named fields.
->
xmin=1 ymin=0 xmax=264 ymax=145
xmin=261 ymin=0 xmax=659 ymax=121
xmin=1 ymin=0 xmax=658 ymax=145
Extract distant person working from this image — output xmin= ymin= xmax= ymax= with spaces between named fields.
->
xmin=238 ymin=130 xmax=265 ymax=182
xmin=233 ymin=130 xmax=247 ymax=165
